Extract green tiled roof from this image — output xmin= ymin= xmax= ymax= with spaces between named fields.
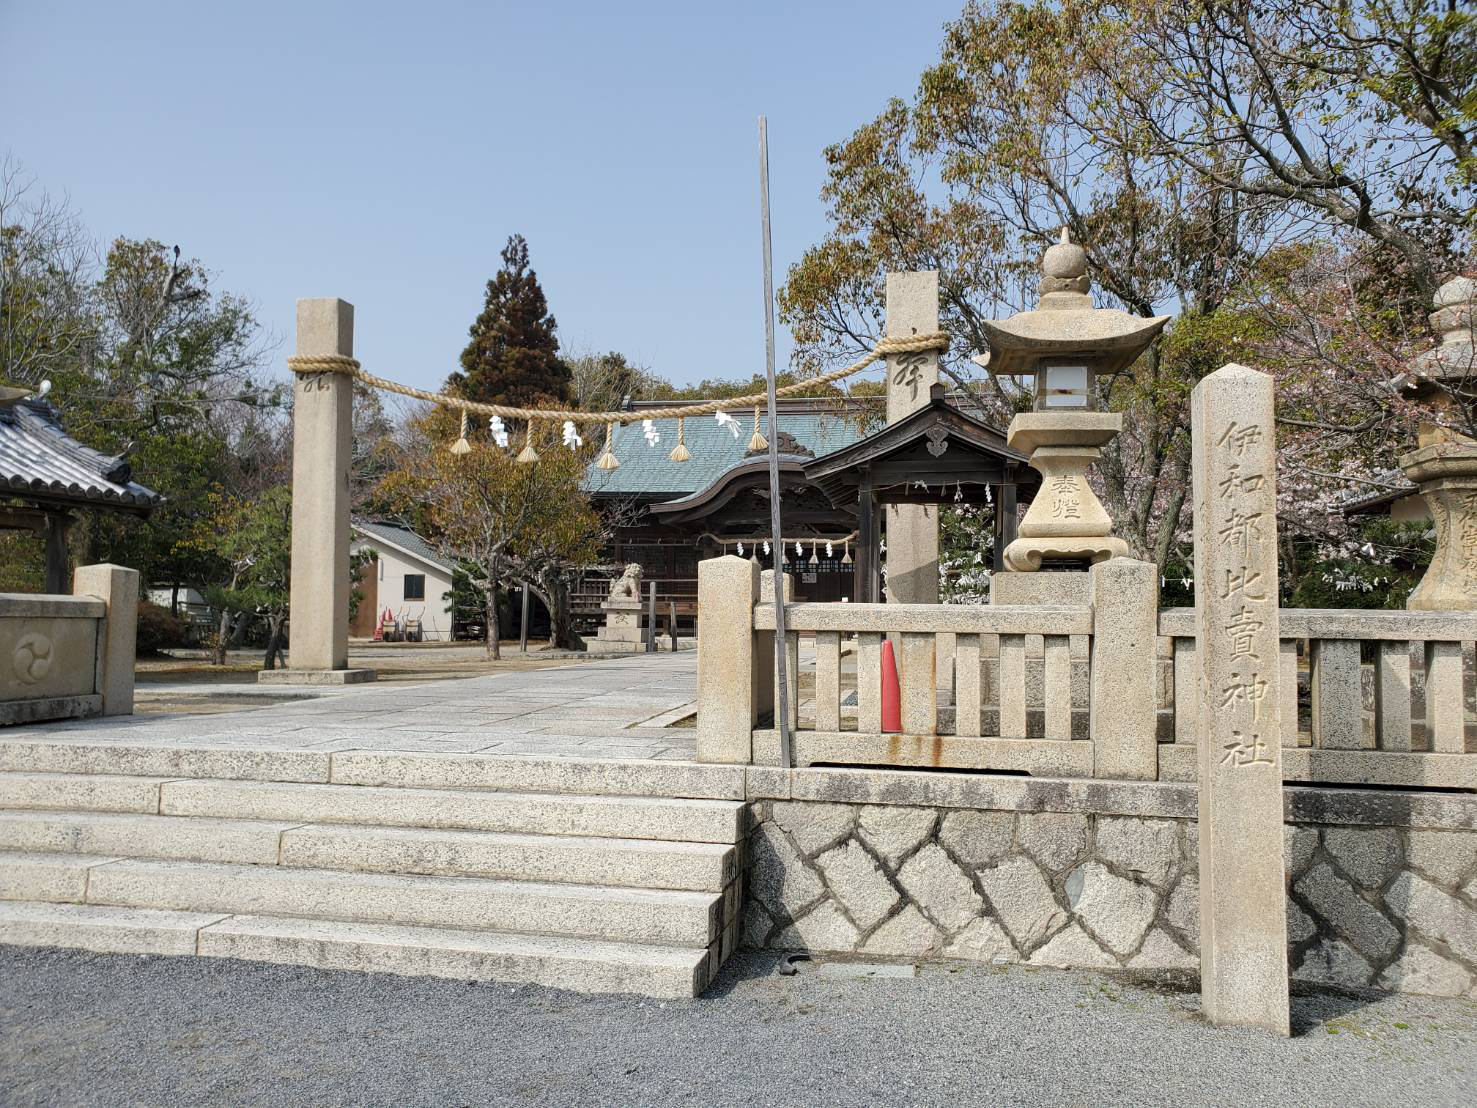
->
xmin=582 ymin=408 xmax=872 ymax=497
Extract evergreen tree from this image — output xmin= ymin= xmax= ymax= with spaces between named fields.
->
xmin=449 ymin=234 xmax=571 ymax=408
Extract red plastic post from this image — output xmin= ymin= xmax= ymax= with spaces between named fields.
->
xmin=881 ymin=639 xmax=902 ymax=733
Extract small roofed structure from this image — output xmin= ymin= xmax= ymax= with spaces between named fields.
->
xmin=803 ymin=384 xmax=1039 ymax=600
xmin=0 ymin=387 xmax=162 ymax=592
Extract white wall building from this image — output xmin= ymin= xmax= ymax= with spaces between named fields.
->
xmin=350 ymin=520 xmax=456 ymax=641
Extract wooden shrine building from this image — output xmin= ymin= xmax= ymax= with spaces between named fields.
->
xmin=804 ymin=384 xmax=1038 ymax=601
xmin=579 ymin=390 xmax=1037 ymax=623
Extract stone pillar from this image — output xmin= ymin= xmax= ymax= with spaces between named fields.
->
xmin=273 ymin=299 xmax=373 ymax=684
xmin=1087 ymin=558 xmax=1158 ymax=779
xmin=883 ymin=272 xmax=940 ymax=605
xmin=696 ymin=556 xmax=760 ymax=763
xmin=1190 ymin=363 xmax=1289 ymax=1036
xmin=74 ymin=563 xmax=138 ymax=717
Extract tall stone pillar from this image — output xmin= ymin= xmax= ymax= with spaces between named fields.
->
xmin=883 ymin=272 xmax=940 ymax=605
xmin=268 ymin=298 xmax=374 ymax=684
xmin=1190 ymin=363 xmax=1289 ymax=1036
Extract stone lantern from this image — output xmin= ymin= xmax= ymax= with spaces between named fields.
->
xmin=973 ymin=230 xmax=1169 ymax=570
xmin=1397 ymin=276 xmax=1477 ymax=610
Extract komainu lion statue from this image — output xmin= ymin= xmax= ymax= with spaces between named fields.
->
xmin=606 ymin=563 xmax=643 ymax=601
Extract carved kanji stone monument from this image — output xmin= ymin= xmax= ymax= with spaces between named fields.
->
xmin=1191 ymin=363 xmax=1290 ymax=1036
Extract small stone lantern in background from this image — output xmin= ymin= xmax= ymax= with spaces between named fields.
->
xmin=1397 ymin=276 xmax=1477 ymax=610
xmin=973 ymin=229 xmax=1169 ymax=570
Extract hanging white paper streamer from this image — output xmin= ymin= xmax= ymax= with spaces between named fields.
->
xmin=488 ymin=415 xmax=510 ymax=449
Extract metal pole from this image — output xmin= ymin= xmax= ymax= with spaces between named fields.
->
xmin=646 ymin=579 xmax=657 ymax=653
xmin=669 ymin=600 xmax=677 ymax=652
xmin=519 ymin=584 xmax=530 ymax=653
xmin=758 ymin=115 xmax=793 ymax=769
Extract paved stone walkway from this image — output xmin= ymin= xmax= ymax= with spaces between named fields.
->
xmin=6 ymin=653 xmax=701 ymax=761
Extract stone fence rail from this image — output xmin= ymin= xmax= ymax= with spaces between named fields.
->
xmin=700 ymin=558 xmax=1476 ymax=793
xmin=1157 ymin=607 xmax=1477 ymax=790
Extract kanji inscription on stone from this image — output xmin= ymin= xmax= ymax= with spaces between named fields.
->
xmin=1190 ymin=363 xmax=1290 ymax=1035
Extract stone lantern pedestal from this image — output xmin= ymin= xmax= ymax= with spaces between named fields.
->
xmin=1400 ymin=443 xmax=1477 ymax=610
xmin=1002 ymin=411 xmax=1129 ymax=571
xmin=1396 ymin=276 xmax=1477 ymax=611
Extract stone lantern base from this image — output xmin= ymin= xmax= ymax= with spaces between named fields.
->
xmin=1002 ymin=411 xmax=1129 ymax=572
xmin=1401 ymin=440 xmax=1477 ymax=610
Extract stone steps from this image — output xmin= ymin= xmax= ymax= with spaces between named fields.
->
xmin=0 ymin=741 xmax=747 ymax=998
xmin=0 ymin=810 xmax=736 ymax=891
xmin=0 ymin=903 xmax=709 ymax=998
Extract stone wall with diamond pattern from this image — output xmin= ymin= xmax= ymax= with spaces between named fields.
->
xmin=742 ymin=795 xmax=1477 ymax=998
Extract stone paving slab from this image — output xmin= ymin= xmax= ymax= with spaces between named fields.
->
xmin=4 ymin=654 xmax=701 ymax=762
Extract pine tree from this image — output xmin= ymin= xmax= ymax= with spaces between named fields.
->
xmin=449 ymin=235 xmax=571 ymax=408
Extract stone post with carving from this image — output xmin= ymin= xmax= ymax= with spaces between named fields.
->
xmin=1190 ymin=363 xmax=1289 ymax=1036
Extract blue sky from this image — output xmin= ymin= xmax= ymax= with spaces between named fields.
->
xmin=2 ymin=1 xmax=961 ymax=391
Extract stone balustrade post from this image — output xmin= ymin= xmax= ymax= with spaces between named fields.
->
xmin=761 ymin=569 xmax=797 ymax=733
xmin=74 ymin=563 xmax=138 ymax=717
xmin=696 ymin=556 xmax=761 ymax=763
xmin=1088 ymin=558 xmax=1159 ymax=780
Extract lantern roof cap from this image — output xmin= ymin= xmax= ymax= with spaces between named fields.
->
xmin=973 ymin=228 xmax=1169 ymax=380
xmin=1400 ymin=275 xmax=1477 ymax=398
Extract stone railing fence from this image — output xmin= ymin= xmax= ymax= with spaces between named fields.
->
xmin=696 ymin=555 xmax=1164 ymax=781
xmin=696 ymin=554 xmax=1476 ymax=790
xmin=1157 ymin=607 xmax=1477 ymax=790
xmin=0 ymin=564 xmax=139 ymax=726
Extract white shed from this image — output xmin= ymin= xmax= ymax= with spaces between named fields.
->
xmin=350 ymin=520 xmax=457 ymax=641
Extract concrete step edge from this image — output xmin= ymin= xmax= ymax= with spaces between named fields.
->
xmin=0 ymin=901 xmax=711 ymax=998
xmin=82 ymin=858 xmax=722 ymax=947
xmin=279 ymin=824 xmax=735 ymax=891
xmin=154 ymin=778 xmax=746 ymax=843
xmin=0 ymin=743 xmax=746 ymax=801
xmin=0 ymin=810 xmax=738 ymax=890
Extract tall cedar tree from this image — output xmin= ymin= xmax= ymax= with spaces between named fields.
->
xmin=449 ymin=235 xmax=571 ymax=408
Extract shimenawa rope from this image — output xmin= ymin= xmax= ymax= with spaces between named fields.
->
xmin=284 ymin=331 xmax=949 ymax=425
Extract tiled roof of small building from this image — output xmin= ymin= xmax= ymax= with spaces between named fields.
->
xmin=582 ymin=402 xmax=877 ymax=498
xmin=352 ymin=519 xmax=456 ymax=573
xmin=1336 ymin=469 xmax=1418 ymax=515
xmin=0 ymin=397 xmax=162 ymax=514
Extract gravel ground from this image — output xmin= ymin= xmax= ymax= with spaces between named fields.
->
xmin=2 ymin=948 xmax=1474 ymax=1107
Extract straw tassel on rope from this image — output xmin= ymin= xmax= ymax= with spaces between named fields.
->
xmin=747 ymin=406 xmax=768 ymax=452
xmin=669 ymin=416 xmax=690 ymax=462
xmin=596 ymin=422 xmax=620 ymax=470
xmin=516 ymin=421 xmax=540 ymax=464
xmin=449 ymin=410 xmax=471 ymax=455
